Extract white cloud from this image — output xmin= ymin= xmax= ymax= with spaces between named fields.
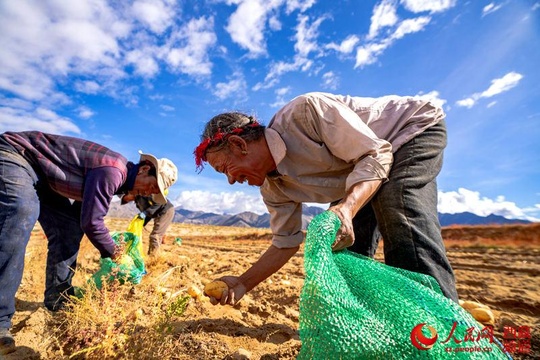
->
xmin=165 ymin=16 xmax=217 ymax=76
xmin=368 ymin=0 xmax=399 ymax=40
xmin=456 ymin=72 xmax=523 ymax=108
xmin=356 ymin=7 xmax=431 ymax=69
xmin=455 ymin=98 xmax=476 ymax=108
xmin=253 ymin=12 xmax=325 ymax=90
xmin=131 ymin=0 xmax=176 ymax=34
xmin=78 ymin=106 xmax=95 ymax=119
xmin=355 ymin=42 xmax=390 ymax=68
xmin=0 ymin=0 xmax=219 ymax=116
xmin=391 ymin=16 xmax=431 ymax=40
xmin=224 ymin=0 xmax=283 ymax=57
xmin=294 ymin=15 xmax=326 ymax=58
xmin=74 ymin=80 xmax=102 ymax=94
xmin=438 ymin=188 xmax=538 ymax=221
xmin=0 ymin=105 xmax=81 ymax=135
xmin=401 ymin=0 xmax=456 ymax=13
xmin=321 ymin=71 xmax=339 ymax=90
xmin=253 ymin=55 xmax=309 ymax=91
xmin=270 ymin=86 xmax=291 ymax=108
xmin=482 ymin=3 xmax=503 ymax=17
xmin=160 ymin=104 xmax=175 ymax=111
xmin=285 ymin=0 xmax=316 ymax=14
xmin=481 ymin=72 xmax=523 ymax=98
xmin=213 ymin=71 xmax=248 ymax=100
xmin=325 ymin=35 xmax=360 ymax=55
xmin=0 ymin=0 xmax=139 ymax=126
xmin=125 ymin=48 xmax=160 ymax=78
xmin=174 ymin=190 xmax=267 ymax=215
xmin=413 ymin=90 xmax=447 ymax=109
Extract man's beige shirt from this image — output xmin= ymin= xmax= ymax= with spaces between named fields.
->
xmin=262 ymin=92 xmax=445 ymax=248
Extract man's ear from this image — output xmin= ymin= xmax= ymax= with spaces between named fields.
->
xmin=138 ymin=164 xmax=152 ymax=175
xmin=228 ymin=135 xmax=247 ymax=153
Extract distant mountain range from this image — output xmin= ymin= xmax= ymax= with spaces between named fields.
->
xmin=107 ymin=202 xmax=531 ymax=229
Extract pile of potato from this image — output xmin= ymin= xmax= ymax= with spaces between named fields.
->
xmin=459 ymin=300 xmax=495 ymax=325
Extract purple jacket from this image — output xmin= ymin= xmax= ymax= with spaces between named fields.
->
xmin=1 ymin=131 xmax=130 ymax=257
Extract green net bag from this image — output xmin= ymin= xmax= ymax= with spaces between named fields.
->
xmin=90 ymin=231 xmax=146 ymax=289
xmin=298 ymin=211 xmax=510 ymax=359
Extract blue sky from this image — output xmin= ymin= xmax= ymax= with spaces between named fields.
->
xmin=1 ymin=0 xmax=539 ymax=221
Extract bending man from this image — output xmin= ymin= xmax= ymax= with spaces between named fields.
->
xmin=0 ymin=131 xmax=177 ymax=355
xmin=194 ymin=92 xmax=458 ymax=306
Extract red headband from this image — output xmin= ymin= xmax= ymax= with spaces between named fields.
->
xmin=194 ymin=122 xmax=260 ymax=172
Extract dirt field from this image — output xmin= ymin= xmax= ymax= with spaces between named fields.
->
xmin=4 ymin=219 xmax=539 ymax=360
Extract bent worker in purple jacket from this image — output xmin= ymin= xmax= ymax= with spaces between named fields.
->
xmin=0 ymin=131 xmax=178 ymax=355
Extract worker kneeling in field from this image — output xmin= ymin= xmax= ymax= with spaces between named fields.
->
xmin=0 ymin=131 xmax=178 ymax=355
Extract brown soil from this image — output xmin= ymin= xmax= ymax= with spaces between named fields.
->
xmin=4 ymin=220 xmax=539 ymax=360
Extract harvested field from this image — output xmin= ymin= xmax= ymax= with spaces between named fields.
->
xmin=4 ymin=219 xmax=539 ymax=359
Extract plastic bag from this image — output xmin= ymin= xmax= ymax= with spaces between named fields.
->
xmin=298 ymin=211 xmax=509 ymax=359
xmin=90 ymin=215 xmax=146 ymax=289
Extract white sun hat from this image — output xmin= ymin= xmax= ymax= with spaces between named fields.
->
xmin=139 ymin=151 xmax=178 ymax=204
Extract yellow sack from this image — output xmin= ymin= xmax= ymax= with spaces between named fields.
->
xmin=127 ymin=215 xmax=145 ymax=260
xmin=89 ymin=221 xmax=146 ymax=289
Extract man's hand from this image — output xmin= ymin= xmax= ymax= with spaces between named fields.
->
xmin=206 ymin=276 xmax=247 ymax=306
xmin=328 ymin=206 xmax=355 ymax=251
xmin=328 ymin=179 xmax=383 ymax=251
xmin=110 ymin=234 xmax=126 ymax=262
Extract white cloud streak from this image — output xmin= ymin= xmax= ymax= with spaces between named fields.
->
xmin=456 ymin=72 xmax=523 ymax=108
xmin=253 ymin=13 xmax=325 ymax=90
xmin=355 ymin=0 xmax=432 ymax=69
xmin=438 ymin=188 xmax=538 ymax=222
xmin=482 ymin=3 xmax=503 ymax=17
xmin=400 ymin=0 xmax=456 ymax=13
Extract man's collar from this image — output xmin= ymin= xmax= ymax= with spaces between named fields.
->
xmin=116 ymin=162 xmax=138 ymax=195
xmin=265 ymin=128 xmax=286 ymax=167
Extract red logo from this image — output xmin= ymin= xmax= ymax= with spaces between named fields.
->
xmin=410 ymin=323 xmax=438 ymax=350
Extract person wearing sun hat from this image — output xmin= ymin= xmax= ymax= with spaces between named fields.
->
xmin=0 ymin=130 xmax=177 ymax=355
xmin=122 ymin=151 xmax=177 ymax=256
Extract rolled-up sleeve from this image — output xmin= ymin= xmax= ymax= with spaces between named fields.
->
xmin=262 ymin=184 xmax=304 ymax=248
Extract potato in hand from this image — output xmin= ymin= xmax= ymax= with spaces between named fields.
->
xmin=204 ymin=280 xmax=229 ymax=300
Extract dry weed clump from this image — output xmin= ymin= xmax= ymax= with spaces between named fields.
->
xmin=51 ymin=267 xmax=193 ymax=360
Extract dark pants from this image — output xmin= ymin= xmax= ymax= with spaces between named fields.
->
xmin=349 ymin=121 xmax=459 ymax=302
xmin=0 ymin=150 xmax=84 ymax=330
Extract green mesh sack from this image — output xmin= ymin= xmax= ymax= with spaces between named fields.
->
xmin=298 ymin=211 xmax=509 ymax=359
xmin=90 ymin=231 xmax=146 ymax=289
